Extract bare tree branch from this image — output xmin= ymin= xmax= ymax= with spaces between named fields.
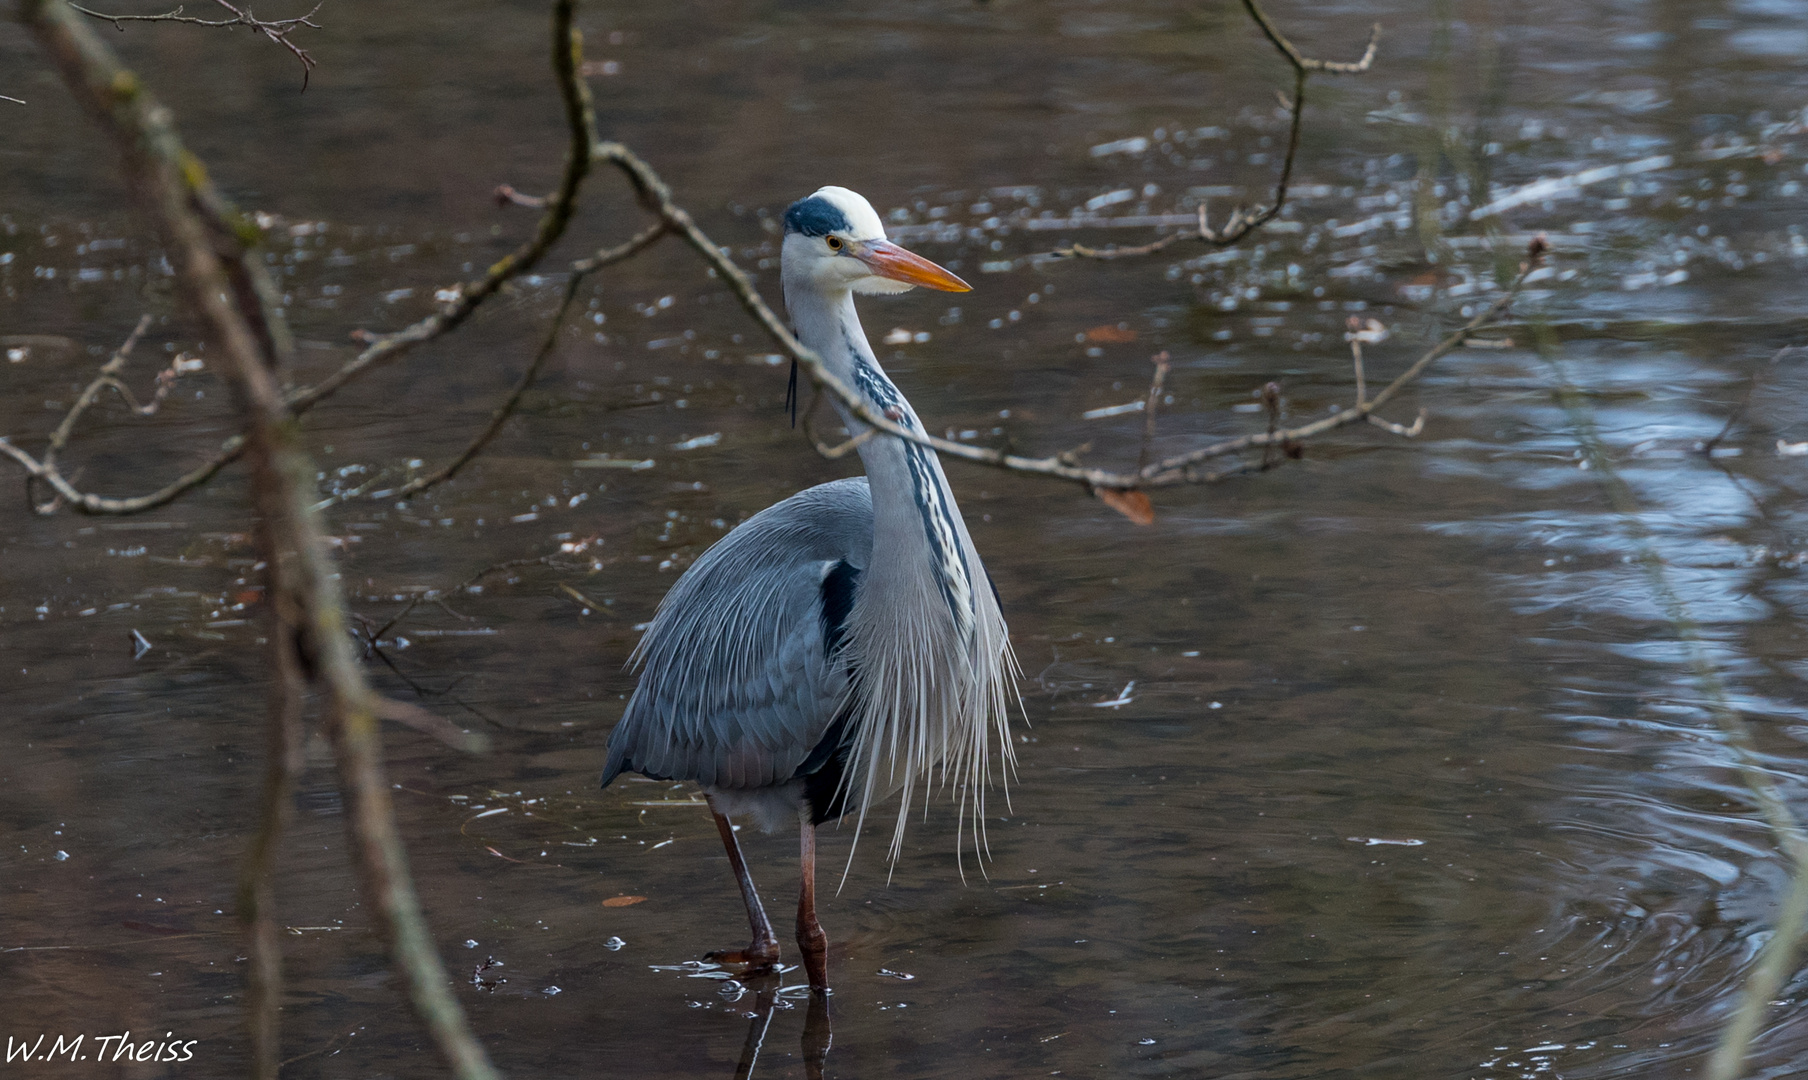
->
xmin=1136 ymin=350 xmax=1171 ymax=473
xmin=367 ymin=223 xmax=669 ymax=505
xmin=0 ymin=432 xmax=243 ymax=513
xmin=1051 ymin=1 xmax=1380 ymax=261
xmin=14 ymin=0 xmax=1453 ymax=531
xmin=1699 ymin=345 xmax=1797 ymax=456
xmin=21 ymin=4 xmax=505 ymax=1078
xmin=240 ymin=614 xmax=305 ymax=1080
xmin=1138 ymin=246 xmax=1541 ymax=486
xmin=1239 ymin=0 xmax=1380 ymax=74
xmin=70 ymin=0 xmax=323 ymax=89
xmin=7 ymin=314 xmax=201 ymax=512
xmin=567 ymin=138 xmax=1542 ymax=498
xmin=4 ymin=0 xmax=599 ymax=517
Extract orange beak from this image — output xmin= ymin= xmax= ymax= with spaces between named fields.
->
xmin=854 ymin=239 xmax=972 ymax=292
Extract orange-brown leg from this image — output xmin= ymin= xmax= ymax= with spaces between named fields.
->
xmin=703 ymin=797 xmax=779 ymax=974
xmin=796 ymin=807 xmax=830 ymax=993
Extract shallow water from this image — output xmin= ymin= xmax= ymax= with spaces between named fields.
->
xmin=3 ymin=0 xmax=1808 ymax=1076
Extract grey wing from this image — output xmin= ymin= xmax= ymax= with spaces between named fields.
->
xmin=601 ymin=477 xmax=873 ymax=791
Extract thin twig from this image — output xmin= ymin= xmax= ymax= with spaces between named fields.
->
xmin=374 ymin=697 xmax=490 ymax=754
xmin=5 ymin=0 xmax=598 ymax=517
xmin=241 ymin=600 xmax=306 ymax=1080
xmin=70 ymin=0 xmax=324 ymax=89
xmin=1347 ymin=318 xmax=1371 ymax=405
xmin=799 ymin=384 xmax=879 ymax=459
xmin=1258 ymin=380 xmax=1284 ymax=470
xmin=578 ymin=142 xmax=1537 ymax=494
xmin=387 ymin=275 xmax=583 ymax=501
xmin=1239 ymin=0 xmax=1380 ymax=74
xmin=1053 ymin=2 xmax=1379 ymax=260
xmin=1136 ymin=351 xmax=1171 ymax=472
xmin=19 ymin=314 xmax=198 ymax=513
xmin=1700 ymin=346 xmax=1794 ymax=455
xmin=0 ymin=434 xmax=243 ymax=514
xmin=371 ymin=554 xmax=567 ymax=644
xmin=1138 ymin=246 xmax=1542 ymax=486
xmin=22 ymin=5 xmax=504 ymax=1079
xmin=376 ymin=224 xmax=668 ymax=504
xmin=493 ymin=183 xmax=547 ymax=210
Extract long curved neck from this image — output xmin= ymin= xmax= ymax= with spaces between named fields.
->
xmin=783 ymin=268 xmax=1016 ymax=868
xmin=785 ymin=283 xmax=975 ymax=635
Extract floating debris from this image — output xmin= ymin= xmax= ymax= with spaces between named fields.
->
xmin=1470 ymin=154 xmax=1672 ymax=219
xmin=1081 ymin=400 xmax=1145 ymax=420
xmin=1090 ymin=137 xmax=1150 ymax=157
xmin=1084 ymin=189 xmax=1136 ymax=212
xmin=575 ymin=456 xmax=656 ymax=470
xmin=1092 ymin=681 xmax=1136 ymax=709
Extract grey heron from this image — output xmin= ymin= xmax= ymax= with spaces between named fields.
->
xmin=601 ymin=186 xmax=1016 ymax=994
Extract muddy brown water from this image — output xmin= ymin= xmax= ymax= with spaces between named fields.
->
xmin=4 ymin=1 xmax=1808 ymax=1076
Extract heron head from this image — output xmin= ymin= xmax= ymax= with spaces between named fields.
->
xmin=781 ymin=186 xmax=971 ymax=296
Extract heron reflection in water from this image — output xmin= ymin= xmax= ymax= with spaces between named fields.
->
xmin=602 ymin=186 xmax=1017 ymax=999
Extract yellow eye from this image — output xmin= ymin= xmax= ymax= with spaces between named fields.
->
xmin=825 ymin=236 xmax=844 ymax=251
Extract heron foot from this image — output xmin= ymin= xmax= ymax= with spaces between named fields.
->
xmin=704 ymin=942 xmax=781 ymax=978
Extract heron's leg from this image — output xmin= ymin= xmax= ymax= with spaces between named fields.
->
xmin=796 ymin=806 xmax=830 ymax=993
xmin=704 ymin=797 xmax=779 ymax=970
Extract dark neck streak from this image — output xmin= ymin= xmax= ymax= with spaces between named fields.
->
xmin=837 ymin=326 xmax=972 ymax=633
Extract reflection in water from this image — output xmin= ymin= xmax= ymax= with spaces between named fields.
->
xmin=724 ymin=976 xmax=830 ymax=1080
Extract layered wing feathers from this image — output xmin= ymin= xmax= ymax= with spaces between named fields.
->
xmin=601 ymin=478 xmax=873 ymax=791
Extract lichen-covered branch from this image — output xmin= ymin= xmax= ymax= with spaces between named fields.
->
xmin=20 ymin=2 xmax=503 ymax=1078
